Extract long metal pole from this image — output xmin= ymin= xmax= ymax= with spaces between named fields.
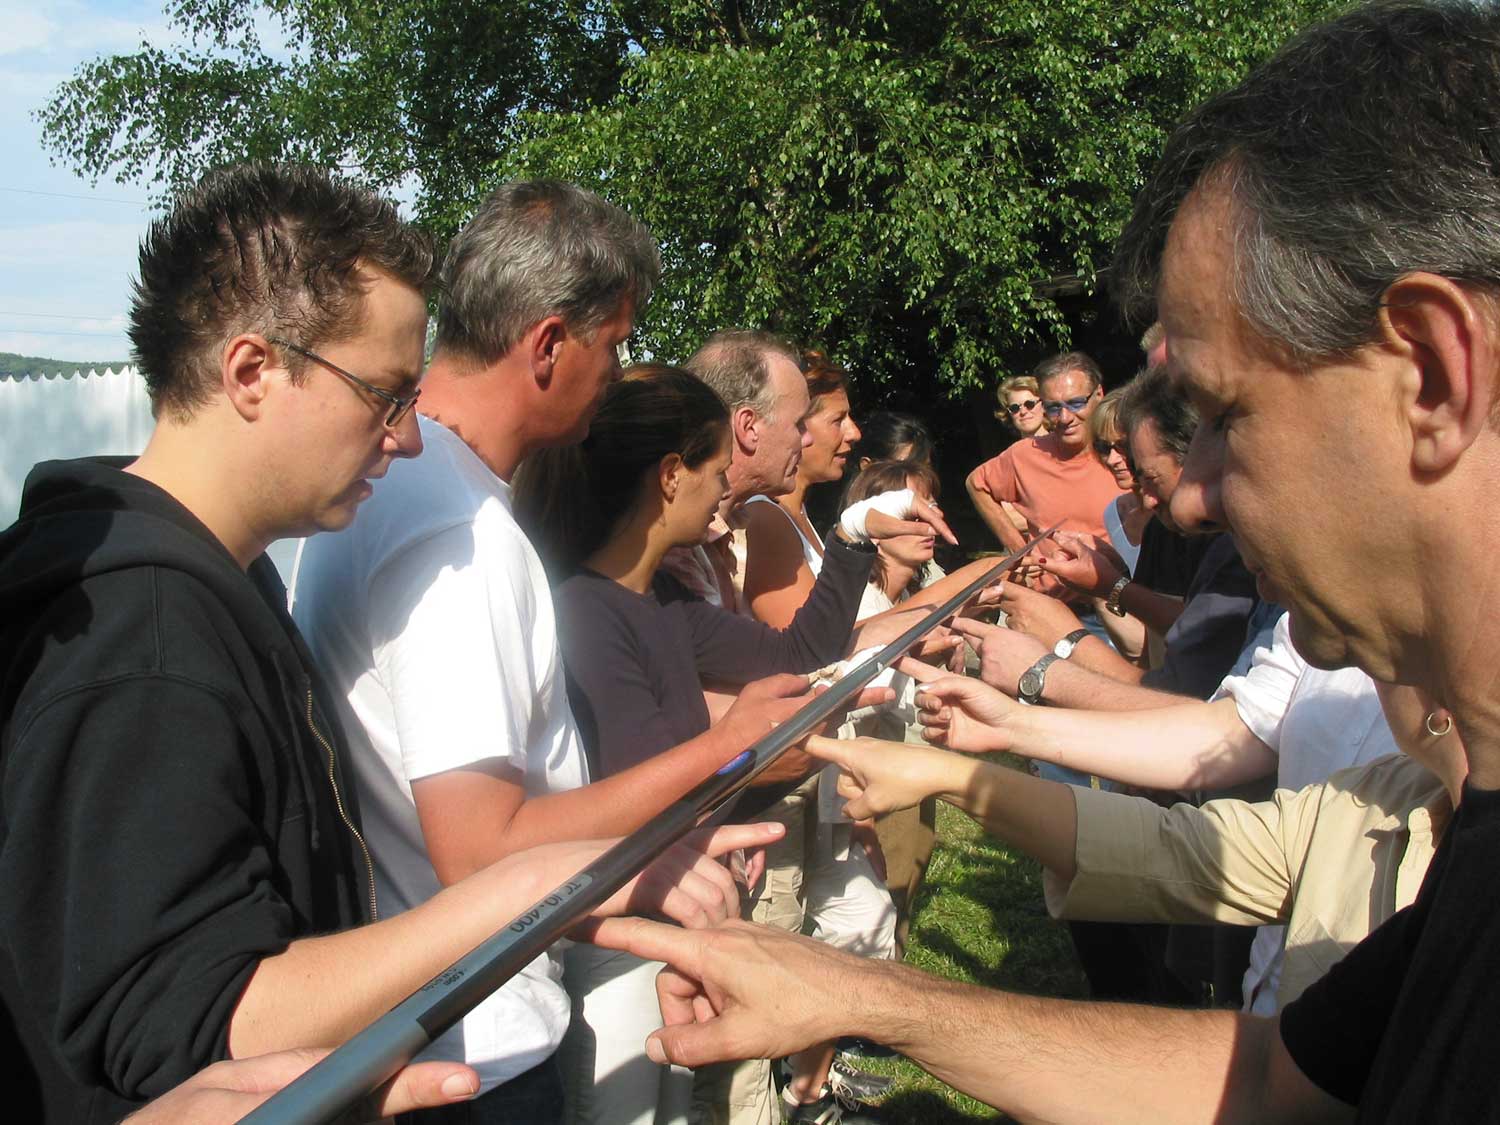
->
xmin=241 ymin=526 xmax=1056 ymax=1124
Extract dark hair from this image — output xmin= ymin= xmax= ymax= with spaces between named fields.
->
xmin=436 ymin=179 xmax=660 ymax=365
xmin=129 ymin=162 xmax=435 ymax=420
xmin=512 ymin=364 xmax=729 ymax=574
xmin=800 ymin=349 xmax=852 ymax=404
xmin=1111 ymin=1 xmax=1500 ymax=363
xmin=1032 ymin=351 xmax=1103 ymax=394
xmin=853 ymin=411 xmax=934 ymax=467
xmin=840 ymin=458 xmax=941 ymax=597
xmin=686 ymin=329 xmax=802 ymax=417
xmin=1117 ymin=365 xmax=1198 ymax=464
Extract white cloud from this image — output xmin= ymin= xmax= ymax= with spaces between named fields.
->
xmin=0 ymin=218 xmax=144 ymax=269
xmin=0 ymin=1 xmax=178 ymax=60
xmin=0 ymin=9 xmax=59 ymax=55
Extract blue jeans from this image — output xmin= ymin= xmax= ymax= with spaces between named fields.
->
xmin=1035 ymin=611 xmax=1118 ymax=792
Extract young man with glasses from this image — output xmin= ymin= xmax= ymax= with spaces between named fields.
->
xmin=0 ymin=164 xmax=771 ymax=1124
xmin=966 ymin=351 xmax=1121 ymax=554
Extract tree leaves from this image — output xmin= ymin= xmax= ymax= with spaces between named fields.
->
xmin=38 ymin=0 xmax=1341 ymax=397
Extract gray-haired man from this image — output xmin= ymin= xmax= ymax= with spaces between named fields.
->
xmin=589 ymin=2 xmax=1500 ymax=1121
xmin=291 ymin=182 xmax=802 ymax=1121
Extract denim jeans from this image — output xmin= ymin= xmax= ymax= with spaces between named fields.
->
xmin=1034 ymin=611 xmax=1119 ymax=792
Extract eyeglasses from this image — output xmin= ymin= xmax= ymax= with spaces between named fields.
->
xmin=1006 ymin=399 xmax=1040 ymax=415
xmin=268 ymin=337 xmax=421 ymax=429
xmin=1042 ymin=394 xmax=1095 ymax=419
xmin=1093 ymin=439 xmax=1128 ymax=460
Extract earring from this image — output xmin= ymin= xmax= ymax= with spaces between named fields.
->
xmin=1425 ymin=710 xmax=1454 ymax=738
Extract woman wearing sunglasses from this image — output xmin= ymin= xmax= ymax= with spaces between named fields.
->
xmin=995 ymin=374 xmax=1049 ymax=439
xmin=1090 ymin=387 xmax=1150 ymax=576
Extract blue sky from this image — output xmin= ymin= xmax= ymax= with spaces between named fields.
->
xmin=0 ymin=0 xmax=178 ymax=363
xmin=1 ymin=0 xmax=424 ymax=366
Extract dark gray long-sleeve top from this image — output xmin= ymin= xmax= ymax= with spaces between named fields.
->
xmin=553 ymin=538 xmax=872 ymax=781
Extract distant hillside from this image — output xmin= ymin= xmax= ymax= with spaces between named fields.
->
xmin=0 ymin=351 xmax=131 ymax=378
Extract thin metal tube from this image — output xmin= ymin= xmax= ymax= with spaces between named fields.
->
xmin=240 ymin=526 xmax=1056 ymax=1123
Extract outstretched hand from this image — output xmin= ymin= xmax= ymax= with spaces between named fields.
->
xmin=851 ymin=605 xmax=965 ymax=666
xmin=717 ymin=674 xmax=896 ymax=786
xmin=580 ymin=917 xmax=871 ymax=1068
xmin=598 ymin=821 xmax=787 ymax=930
xmin=993 ymin=582 xmax=1087 ymax=649
xmin=946 ymin=616 xmax=1048 ymax=696
xmin=1032 ymin=532 xmax=1125 ymax=599
xmin=123 ymin=1048 xmax=480 ymax=1124
xmin=895 ymin=655 xmax=1021 ymax=752
xmin=858 ymin=492 xmax=959 ymax=546
xmin=805 ymin=734 xmax=965 ymax=819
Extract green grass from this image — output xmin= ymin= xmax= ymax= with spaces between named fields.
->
xmin=858 ymin=767 xmax=1087 ymax=1123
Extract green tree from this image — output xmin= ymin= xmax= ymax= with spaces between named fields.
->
xmin=41 ymin=0 xmax=1341 ymax=397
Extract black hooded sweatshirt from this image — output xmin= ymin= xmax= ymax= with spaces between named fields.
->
xmin=0 ymin=458 xmax=375 ymax=1123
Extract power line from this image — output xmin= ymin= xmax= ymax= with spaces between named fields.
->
xmin=0 ymin=309 xmax=124 ymax=322
xmin=0 ymin=186 xmax=150 ymax=206
xmin=0 ymin=326 xmax=129 ymax=339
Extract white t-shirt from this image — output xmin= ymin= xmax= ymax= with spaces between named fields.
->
xmin=289 ymin=416 xmax=588 ymax=1090
xmin=1210 ymin=613 xmax=1397 ymax=1014
xmin=1101 ymin=495 xmax=1142 ymax=575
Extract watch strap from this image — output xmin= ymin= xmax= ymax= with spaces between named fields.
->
xmin=1018 ymin=652 xmax=1061 ymax=705
xmin=1104 ymin=575 xmax=1132 ymax=617
xmin=1054 ymin=627 xmax=1090 ymax=659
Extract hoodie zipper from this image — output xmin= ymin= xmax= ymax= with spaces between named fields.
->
xmin=305 ymin=686 xmax=379 ymax=923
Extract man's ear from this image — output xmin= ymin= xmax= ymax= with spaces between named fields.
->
xmin=732 ymin=405 xmax=759 ymax=453
xmin=221 ymin=335 xmax=274 ymax=422
xmin=659 ymin=452 xmax=685 ymax=501
xmin=1380 ymin=273 xmax=1499 ymax=474
xmin=527 ymin=316 xmax=568 ymax=385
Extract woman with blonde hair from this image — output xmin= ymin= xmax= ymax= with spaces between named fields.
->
xmin=1090 ymin=386 xmax=1150 ymax=574
xmin=995 ymin=374 xmax=1048 ymax=438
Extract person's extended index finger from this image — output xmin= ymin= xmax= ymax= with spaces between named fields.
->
xmin=914 ymin=498 xmax=958 ymax=545
xmin=688 ymin=821 xmax=787 ymax=859
xmin=894 ymin=654 xmax=952 ymax=683
xmin=804 ymin=734 xmax=854 ymax=768
xmin=584 ymin=916 xmax=708 ymax=974
xmin=947 ymin=615 xmax=1001 ymax=641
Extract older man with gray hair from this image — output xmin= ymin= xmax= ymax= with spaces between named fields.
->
xmin=653 ymin=329 xmax=814 ymax=612
xmin=291 ymin=183 xmax=807 ymax=1123
xmin=589 ymin=3 xmax=1500 ymax=1121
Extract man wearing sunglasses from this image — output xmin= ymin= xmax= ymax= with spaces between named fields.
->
xmin=966 ymin=352 xmax=1121 ymax=557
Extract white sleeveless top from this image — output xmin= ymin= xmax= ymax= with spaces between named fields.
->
xmin=744 ymin=494 xmax=823 ymax=576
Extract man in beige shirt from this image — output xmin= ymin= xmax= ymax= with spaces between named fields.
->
xmin=801 ymin=679 xmax=1464 ymax=1012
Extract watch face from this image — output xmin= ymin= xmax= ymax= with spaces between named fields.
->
xmin=1019 ymin=670 xmax=1040 ymax=697
xmin=1055 ymin=639 xmax=1074 ymax=658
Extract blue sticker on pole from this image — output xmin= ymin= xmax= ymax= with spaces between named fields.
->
xmin=716 ymin=749 xmax=753 ymax=775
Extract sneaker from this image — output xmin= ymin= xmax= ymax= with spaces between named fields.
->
xmin=834 ymin=1036 xmax=899 ymax=1059
xmin=781 ymin=1083 xmax=884 ymax=1124
xmin=828 ymin=1056 xmax=894 ymax=1101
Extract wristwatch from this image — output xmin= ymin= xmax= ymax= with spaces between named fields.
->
xmin=828 ymin=529 xmax=877 ymax=555
xmin=1104 ymin=575 xmax=1132 ymax=617
xmin=1017 ymin=653 xmax=1060 ymax=705
xmin=1053 ymin=628 xmax=1090 ymax=660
